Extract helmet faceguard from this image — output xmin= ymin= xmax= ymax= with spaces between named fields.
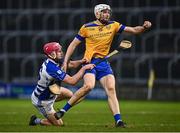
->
xmin=94 ymin=4 xmax=112 ymax=24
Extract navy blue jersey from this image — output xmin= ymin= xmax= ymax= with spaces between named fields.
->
xmin=32 ymin=59 xmax=66 ymax=101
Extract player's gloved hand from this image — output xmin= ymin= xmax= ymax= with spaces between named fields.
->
xmin=143 ymin=21 xmax=152 ymax=29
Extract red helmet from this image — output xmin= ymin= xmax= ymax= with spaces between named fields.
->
xmin=43 ymin=42 xmax=61 ymax=55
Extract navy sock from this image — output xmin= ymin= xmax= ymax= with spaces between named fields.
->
xmin=62 ymin=102 xmax=72 ymax=112
xmin=114 ymin=114 xmax=122 ymax=123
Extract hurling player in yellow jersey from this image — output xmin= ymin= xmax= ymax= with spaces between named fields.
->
xmin=55 ymin=4 xmax=152 ymax=127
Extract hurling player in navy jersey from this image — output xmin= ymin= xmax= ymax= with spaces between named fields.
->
xmin=29 ymin=42 xmax=94 ymax=126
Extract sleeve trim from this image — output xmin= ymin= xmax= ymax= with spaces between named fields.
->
xmin=118 ymin=25 xmax=126 ymax=33
xmin=75 ymin=34 xmax=85 ymax=41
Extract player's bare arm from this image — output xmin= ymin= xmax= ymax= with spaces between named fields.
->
xmin=124 ymin=21 xmax=152 ymax=34
xmin=68 ymin=59 xmax=86 ymax=69
xmin=55 ymin=4 xmax=146 ymax=128
xmin=62 ymin=38 xmax=81 ymax=72
xmin=63 ymin=64 xmax=94 ymax=85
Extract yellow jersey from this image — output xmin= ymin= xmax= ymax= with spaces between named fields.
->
xmin=75 ymin=20 xmax=125 ymax=61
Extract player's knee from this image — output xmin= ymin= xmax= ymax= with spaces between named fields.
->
xmin=107 ymin=87 xmax=116 ymax=94
xmin=51 ymin=120 xmax=59 ymax=126
xmin=59 ymin=119 xmax=64 ymax=125
xmin=83 ymin=83 xmax=94 ymax=92
xmin=52 ymin=119 xmax=63 ymax=126
xmin=67 ymin=91 xmax=73 ymax=98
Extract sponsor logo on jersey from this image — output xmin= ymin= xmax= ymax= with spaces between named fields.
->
xmin=57 ymin=70 xmax=62 ymax=74
xmin=106 ymin=25 xmax=111 ymax=30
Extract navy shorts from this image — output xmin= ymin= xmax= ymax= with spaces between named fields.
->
xmin=84 ymin=58 xmax=113 ymax=80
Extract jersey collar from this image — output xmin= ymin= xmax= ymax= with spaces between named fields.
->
xmin=47 ymin=58 xmax=58 ymax=65
xmin=94 ymin=20 xmax=111 ymax=26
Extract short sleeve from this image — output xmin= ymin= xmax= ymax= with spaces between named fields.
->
xmin=46 ymin=64 xmax=66 ymax=81
xmin=114 ymin=21 xmax=126 ymax=33
xmin=75 ymin=25 xmax=86 ymax=41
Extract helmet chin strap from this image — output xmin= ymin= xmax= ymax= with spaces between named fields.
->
xmin=47 ymin=51 xmax=64 ymax=65
xmin=48 ymin=53 xmax=56 ymax=59
xmin=47 ymin=52 xmax=59 ymax=62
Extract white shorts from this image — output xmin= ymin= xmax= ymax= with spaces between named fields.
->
xmin=31 ymin=92 xmax=57 ymax=118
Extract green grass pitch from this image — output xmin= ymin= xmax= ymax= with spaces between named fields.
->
xmin=0 ymin=99 xmax=180 ymax=132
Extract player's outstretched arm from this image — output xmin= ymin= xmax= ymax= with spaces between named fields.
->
xmin=124 ymin=21 xmax=152 ymax=34
xmin=63 ymin=64 xmax=94 ymax=85
xmin=62 ymin=38 xmax=81 ymax=72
